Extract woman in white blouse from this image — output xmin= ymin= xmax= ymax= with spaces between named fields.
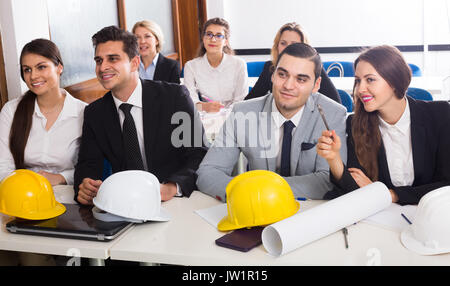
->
xmin=183 ymin=17 xmax=248 ymax=113
xmin=316 ymin=45 xmax=450 ymax=205
xmin=0 ymin=38 xmax=86 ymax=186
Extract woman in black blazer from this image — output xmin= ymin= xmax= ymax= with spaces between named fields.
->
xmin=245 ymin=22 xmax=340 ymax=104
xmin=133 ymin=20 xmax=180 ymax=84
xmin=316 ymin=45 xmax=450 ymax=205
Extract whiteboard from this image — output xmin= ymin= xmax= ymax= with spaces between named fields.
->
xmin=47 ymin=0 xmax=119 ymax=87
xmin=125 ymin=0 xmax=175 ymax=54
xmin=223 ymin=0 xmax=426 ymax=49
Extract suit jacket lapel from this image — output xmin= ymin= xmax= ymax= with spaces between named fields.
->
xmin=103 ymin=92 xmax=124 ymax=166
xmin=290 ymin=94 xmax=316 ymax=175
xmin=142 ymin=80 xmax=160 ymax=170
xmin=259 ymin=95 xmax=276 ymax=171
xmin=153 ymin=55 xmax=164 ymax=81
xmin=377 ymin=142 xmax=393 ymax=186
xmin=408 ymin=97 xmax=426 ymax=181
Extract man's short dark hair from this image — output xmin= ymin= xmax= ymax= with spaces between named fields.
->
xmin=92 ymin=25 xmax=139 ymax=60
xmin=276 ymin=43 xmax=322 ymax=80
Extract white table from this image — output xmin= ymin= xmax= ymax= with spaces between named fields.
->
xmin=0 ymin=185 xmax=133 ymax=265
xmin=110 ymin=191 xmax=450 ymax=266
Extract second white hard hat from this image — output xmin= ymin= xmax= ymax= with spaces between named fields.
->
xmin=93 ymin=170 xmax=171 ymax=223
xmin=401 ymin=186 xmax=450 ymax=255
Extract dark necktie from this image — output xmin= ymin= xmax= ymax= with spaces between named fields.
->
xmin=119 ymin=103 xmax=144 ymax=170
xmin=280 ymin=120 xmax=295 ymax=177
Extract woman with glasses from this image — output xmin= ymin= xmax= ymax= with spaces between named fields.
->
xmin=132 ymin=20 xmax=180 ymax=84
xmin=245 ymin=22 xmax=340 ymax=104
xmin=183 ymin=18 xmax=248 ymax=113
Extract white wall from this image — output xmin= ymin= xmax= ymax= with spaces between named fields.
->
xmin=0 ymin=0 xmax=50 ymax=100
xmin=208 ymin=0 xmax=450 ymax=77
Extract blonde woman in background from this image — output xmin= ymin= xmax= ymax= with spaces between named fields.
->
xmin=132 ymin=20 xmax=180 ymax=84
xmin=245 ymin=22 xmax=340 ymax=104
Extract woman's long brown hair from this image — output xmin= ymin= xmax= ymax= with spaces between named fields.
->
xmin=9 ymin=39 xmax=63 ymax=169
xmin=352 ymin=45 xmax=411 ymax=181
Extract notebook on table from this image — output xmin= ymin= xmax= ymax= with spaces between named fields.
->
xmin=5 ymin=204 xmax=133 ymax=242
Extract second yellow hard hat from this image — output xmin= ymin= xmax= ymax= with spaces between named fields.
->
xmin=218 ymin=170 xmax=300 ymax=231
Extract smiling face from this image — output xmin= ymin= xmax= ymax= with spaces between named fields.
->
xmin=277 ymin=30 xmax=302 ymax=55
xmin=354 ymin=60 xmax=398 ymax=113
xmin=271 ymin=54 xmax=321 ymax=119
xmin=202 ymin=24 xmax=227 ymax=55
xmin=94 ymin=41 xmax=139 ymax=93
xmin=134 ymin=26 xmax=158 ymax=58
xmin=21 ymin=53 xmax=62 ymax=97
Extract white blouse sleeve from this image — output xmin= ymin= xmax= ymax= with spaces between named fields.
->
xmin=233 ymin=58 xmax=249 ymax=103
xmin=0 ymin=102 xmax=18 ymax=180
xmin=183 ymin=61 xmax=200 ymax=104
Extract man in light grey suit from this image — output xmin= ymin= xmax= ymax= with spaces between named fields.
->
xmin=196 ymin=43 xmax=347 ymax=201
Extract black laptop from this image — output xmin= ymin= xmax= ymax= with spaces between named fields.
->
xmin=5 ymin=204 xmax=133 ymax=242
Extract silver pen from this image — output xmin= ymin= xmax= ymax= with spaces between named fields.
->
xmin=342 ymin=227 xmax=349 ymax=249
xmin=317 ymin=103 xmax=331 ymax=131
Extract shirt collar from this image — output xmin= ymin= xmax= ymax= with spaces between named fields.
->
xmin=112 ymin=80 xmax=143 ymax=112
xmin=202 ymin=52 xmax=227 ymax=71
xmin=378 ymin=98 xmax=410 ymax=134
xmin=139 ymin=53 xmax=159 ymax=70
xmin=34 ymin=89 xmax=79 ymax=119
xmin=271 ymin=97 xmax=304 ymax=129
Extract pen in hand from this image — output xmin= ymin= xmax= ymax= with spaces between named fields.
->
xmin=317 ymin=104 xmax=333 ymax=139
xmin=342 ymin=227 xmax=349 ymax=249
xmin=401 ymin=213 xmax=412 ymax=225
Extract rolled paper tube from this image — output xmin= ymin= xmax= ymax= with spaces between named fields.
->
xmin=262 ymin=181 xmax=392 ymax=256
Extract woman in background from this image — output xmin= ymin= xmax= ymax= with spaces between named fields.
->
xmin=183 ymin=17 xmax=248 ymax=113
xmin=316 ymin=45 xmax=450 ymax=205
xmin=0 ymin=38 xmax=86 ymax=186
xmin=245 ymin=22 xmax=340 ymax=104
xmin=132 ymin=20 xmax=180 ymax=84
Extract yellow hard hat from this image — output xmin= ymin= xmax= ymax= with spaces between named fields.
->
xmin=218 ymin=170 xmax=300 ymax=231
xmin=0 ymin=169 xmax=66 ymax=220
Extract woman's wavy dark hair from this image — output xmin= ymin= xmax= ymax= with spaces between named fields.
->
xmin=10 ymin=38 xmax=63 ymax=169
xmin=352 ymin=45 xmax=411 ymax=180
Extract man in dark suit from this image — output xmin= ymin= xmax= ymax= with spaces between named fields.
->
xmin=74 ymin=26 xmax=207 ymax=205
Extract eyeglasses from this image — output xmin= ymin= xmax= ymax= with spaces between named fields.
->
xmin=204 ymin=32 xmax=225 ymax=41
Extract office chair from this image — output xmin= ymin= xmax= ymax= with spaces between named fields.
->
xmin=337 ymin=89 xmax=353 ymax=112
xmin=247 ymin=61 xmax=266 ymax=77
xmin=407 ymin=87 xmax=433 ymax=101
xmin=323 ymin=61 xmax=355 ymax=77
xmin=408 ymin=64 xmax=422 ymax=77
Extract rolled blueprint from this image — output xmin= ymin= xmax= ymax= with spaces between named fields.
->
xmin=262 ymin=182 xmax=392 ymax=256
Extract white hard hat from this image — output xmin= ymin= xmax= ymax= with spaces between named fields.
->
xmin=93 ymin=170 xmax=171 ymax=223
xmin=401 ymin=186 xmax=450 ymax=255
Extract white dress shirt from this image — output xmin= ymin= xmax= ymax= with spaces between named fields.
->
xmin=112 ymin=80 xmax=182 ymax=196
xmin=378 ymin=99 xmax=414 ymax=187
xmin=183 ymin=53 xmax=248 ymax=106
xmin=139 ymin=53 xmax=159 ymax=80
xmin=271 ymin=99 xmax=304 ymax=173
xmin=0 ymin=91 xmax=86 ymax=185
